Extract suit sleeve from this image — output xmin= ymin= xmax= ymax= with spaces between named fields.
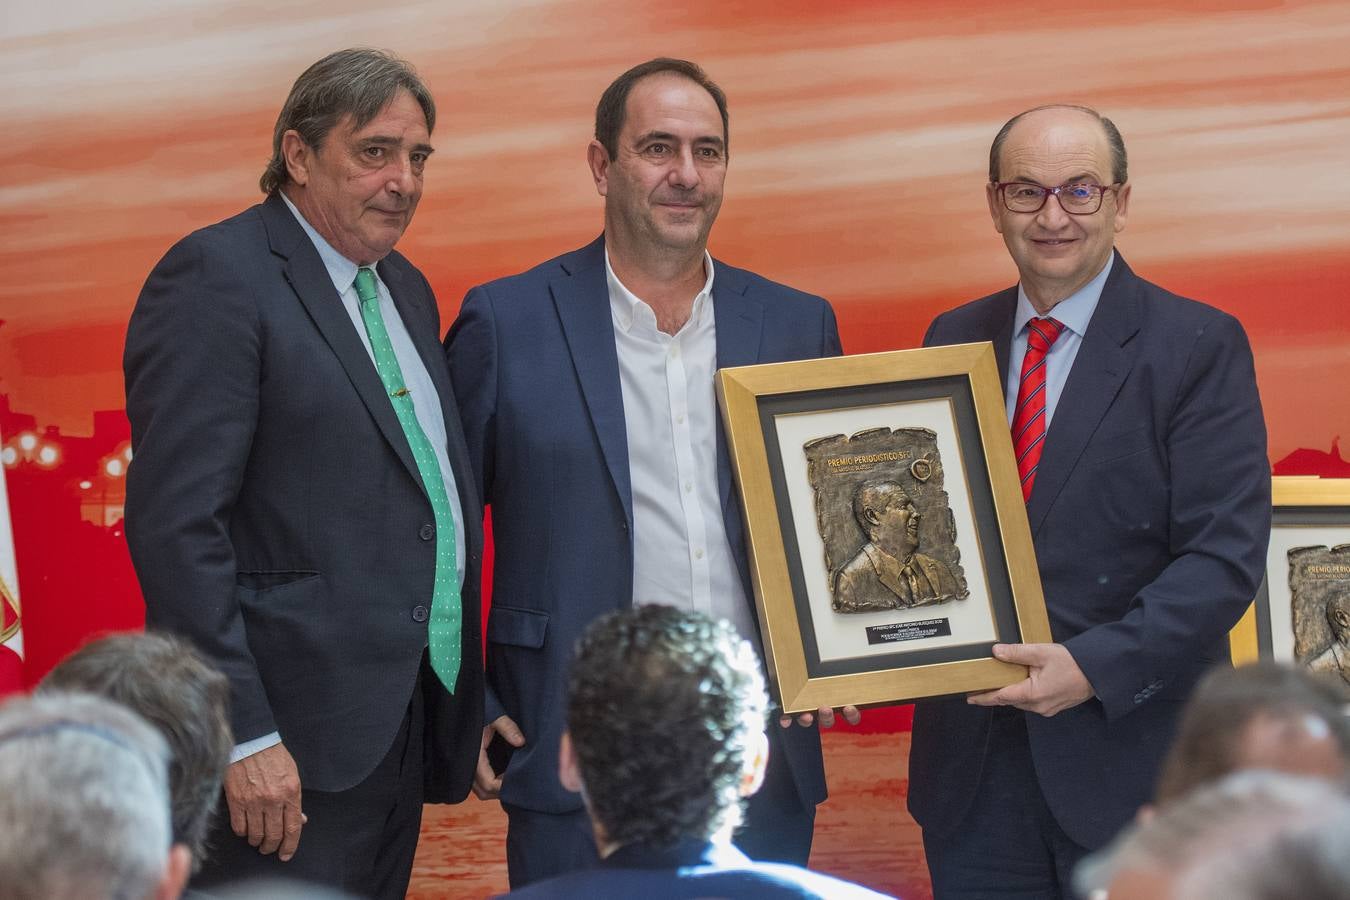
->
xmin=1064 ymin=313 xmax=1271 ymax=720
xmin=822 ymin=299 xmax=843 ymax=357
xmin=123 ymin=234 xmax=276 ymax=743
xmin=444 ymin=284 xmax=507 ymax=723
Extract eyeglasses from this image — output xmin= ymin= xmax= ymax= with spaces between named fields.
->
xmin=994 ymin=181 xmax=1121 ymax=215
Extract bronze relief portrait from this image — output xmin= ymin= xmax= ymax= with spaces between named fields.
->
xmin=804 ymin=426 xmax=970 ymax=615
xmin=1288 ymin=543 xmax=1350 ymax=685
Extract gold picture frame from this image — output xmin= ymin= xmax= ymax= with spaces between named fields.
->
xmin=1230 ymin=476 xmax=1350 ymax=668
xmin=716 ymin=342 xmax=1051 ymax=713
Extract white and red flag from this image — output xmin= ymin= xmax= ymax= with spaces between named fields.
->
xmin=0 ymin=426 xmax=22 ymax=696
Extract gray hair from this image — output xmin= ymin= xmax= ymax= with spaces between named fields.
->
xmin=1076 ymin=771 xmax=1350 ymax=900
xmin=0 ymin=691 xmax=173 ymax=900
xmin=988 ymin=104 xmax=1128 ymax=185
xmin=259 ymin=47 xmax=435 ymax=195
xmin=41 ymin=631 xmax=232 ymax=869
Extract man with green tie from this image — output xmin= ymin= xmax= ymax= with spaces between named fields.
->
xmin=123 ymin=48 xmax=483 ymax=898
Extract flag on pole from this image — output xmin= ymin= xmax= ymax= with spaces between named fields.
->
xmin=0 ymin=426 xmax=23 ymax=696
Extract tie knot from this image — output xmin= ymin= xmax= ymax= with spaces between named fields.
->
xmin=354 ymin=267 xmax=380 ymax=305
xmin=1026 ymin=317 xmax=1064 ymax=353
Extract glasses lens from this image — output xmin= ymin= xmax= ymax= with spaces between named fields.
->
xmin=1003 ymin=183 xmax=1045 ymax=212
xmin=1059 ymin=183 xmax=1103 ymax=213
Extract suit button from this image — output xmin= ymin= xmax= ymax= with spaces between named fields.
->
xmin=419 ymin=524 xmax=435 ymax=541
xmin=412 ymin=605 xmax=429 ymax=623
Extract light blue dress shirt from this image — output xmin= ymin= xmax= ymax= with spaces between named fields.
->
xmin=1004 ymin=254 xmax=1115 ymax=427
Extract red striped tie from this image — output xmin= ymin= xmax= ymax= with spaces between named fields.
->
xmin=1012 ymin=317 xmax=1065 ymax=502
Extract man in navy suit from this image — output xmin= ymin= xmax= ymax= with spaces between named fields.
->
xmin=908 ymin=104 xmax=1271 ymax=898
xmin=504 ymin=605 xmax=891 ymax=900
xmin=446 ymin=58 xmax=857 ymax=888
xmin=124 ymin=49 xmax=483 ymax=898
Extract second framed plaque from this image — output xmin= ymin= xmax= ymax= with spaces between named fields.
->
xmin=1230 ymin=476 xmax=1350 ymax=679
xmin=716 ymin=342 xmax=1051 ymax=714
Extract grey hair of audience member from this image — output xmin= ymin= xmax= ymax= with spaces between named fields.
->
xmin=41 ymin=630 xmax=232 ymax=869
xmin=1153 ymin=661 xmax=1349 ymax=805
xmin=0 ymin=691 xmax=176 ymax=900
xmin=1076 ymin=770 xmax=1350 ymax=900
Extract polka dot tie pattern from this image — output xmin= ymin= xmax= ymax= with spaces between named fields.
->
xmin=354 ymin=267 xmax=461 ymax=692
xmin=1011 ymin=316 xmax=1065 ymax=503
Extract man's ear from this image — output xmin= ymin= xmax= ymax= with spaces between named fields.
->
xmin=281 ymin=130 xmax=313 ymax=187
xmin=739 ymin=731 xmax=770 ymax=798
xmin=587 ymin=140 xmax=611 ymax=198
xmin=154 ymin=843 xmax=191 ymax=900
xmin=559 ymin=730 xmax=584 ymax=793
xmin=986 ymin=181 xmax=1005 ymax=234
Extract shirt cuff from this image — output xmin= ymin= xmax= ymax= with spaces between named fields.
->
xmin=230 ymin=731 xmax=282 ymax=764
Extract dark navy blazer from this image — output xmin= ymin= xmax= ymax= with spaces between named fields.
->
xmin=445 ymin=236 xmax=840 ymax=815
xmin=907 ymin=252 xmax=1270 ymax=848
xmin=124 ymin=192 xmax=484 ymax=801
xmin=500 ymin=839 xmax=894 ymax=899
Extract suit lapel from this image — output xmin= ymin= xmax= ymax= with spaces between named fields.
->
xmin=262 ymin=197 xmax=424 ymax=489
xmin=1027 ymin=253 xmax=1142 ymax=533
xmin=990 ymin=292 xmax=1016 ymax=386
xmin=552 ymin=238 xmax=634 ymax=525
xmin=711 ymin=266 xmax=764 ymax=524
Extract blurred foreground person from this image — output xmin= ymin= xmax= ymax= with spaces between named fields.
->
xmin=504 ymin=606 xmax=892 ymax=899
xmin=40 ymin=631 xmax=233 ymax=872
xmin=1153 ymin=661 xmax=1348 ymax=805
xmin=0 ymin=691 xmax=190 ymax=900
xmin=1077 ymin=770 xmax=1350 ymax=900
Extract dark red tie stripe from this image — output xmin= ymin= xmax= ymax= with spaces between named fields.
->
xmin=1011 ymin=317 xmax=1065 ymax=502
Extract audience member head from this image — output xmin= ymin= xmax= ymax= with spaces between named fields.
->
xmin=1077 ymin=770 xmax=1350 ymax=900
xmin=41 ymin=631 xmax=232 ymax=869
xmin=0 ymin=691 xmax=190 ymax=900
xmin=1153 ymin=662 xmax=1349 ymax=806
xmin=561 ymin=605 xmax=769 ymax=854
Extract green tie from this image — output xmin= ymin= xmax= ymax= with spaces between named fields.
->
xmin=354 ymin=267 xmax=461 ymax=692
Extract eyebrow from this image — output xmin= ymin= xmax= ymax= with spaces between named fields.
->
xmin=1007 ymin=172 xmax=1100 ymax=186
xmin=634 ymin=130 xmax=725 ymax=150
xmin=358 ymin=135 xmax=436 ymax=157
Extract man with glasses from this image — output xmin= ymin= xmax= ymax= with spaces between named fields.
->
xmin=908 ymin=104 xmax=1271 ymax=898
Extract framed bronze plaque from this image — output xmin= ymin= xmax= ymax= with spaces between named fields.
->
xmin=716 ymin=342 xmax=1051 ymax=713
xmin=1230 ymin=477 xmax=1350 ymax=684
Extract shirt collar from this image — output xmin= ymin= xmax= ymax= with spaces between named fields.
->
xmin=605 ymin=248 xmax=715 ymax=334
xmin=279 ymin=191 xmax=372 ymax=296
xmin=1014 ymin=251 xmax=1114 ymax=339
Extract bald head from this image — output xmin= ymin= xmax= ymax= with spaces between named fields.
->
xmin=989 ymin=104 xmax=1127 ymax=185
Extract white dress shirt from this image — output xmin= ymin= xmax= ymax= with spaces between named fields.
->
xmin=233 ymin=195 xmax=467 ymax=762
xmin=606 ymin=250 xmax=758 ymax=642
xmin=1004 ymin=254 xmax=1114 ymax=426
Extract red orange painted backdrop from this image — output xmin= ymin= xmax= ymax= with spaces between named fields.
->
xmin=2 ymin=0 xmax=1348 ymax=683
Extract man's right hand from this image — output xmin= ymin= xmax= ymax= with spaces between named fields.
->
xmin=473 ymin=715 xmax=525 ymax=800
xmin=224 ymin=741 xmax=307 ymax=861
